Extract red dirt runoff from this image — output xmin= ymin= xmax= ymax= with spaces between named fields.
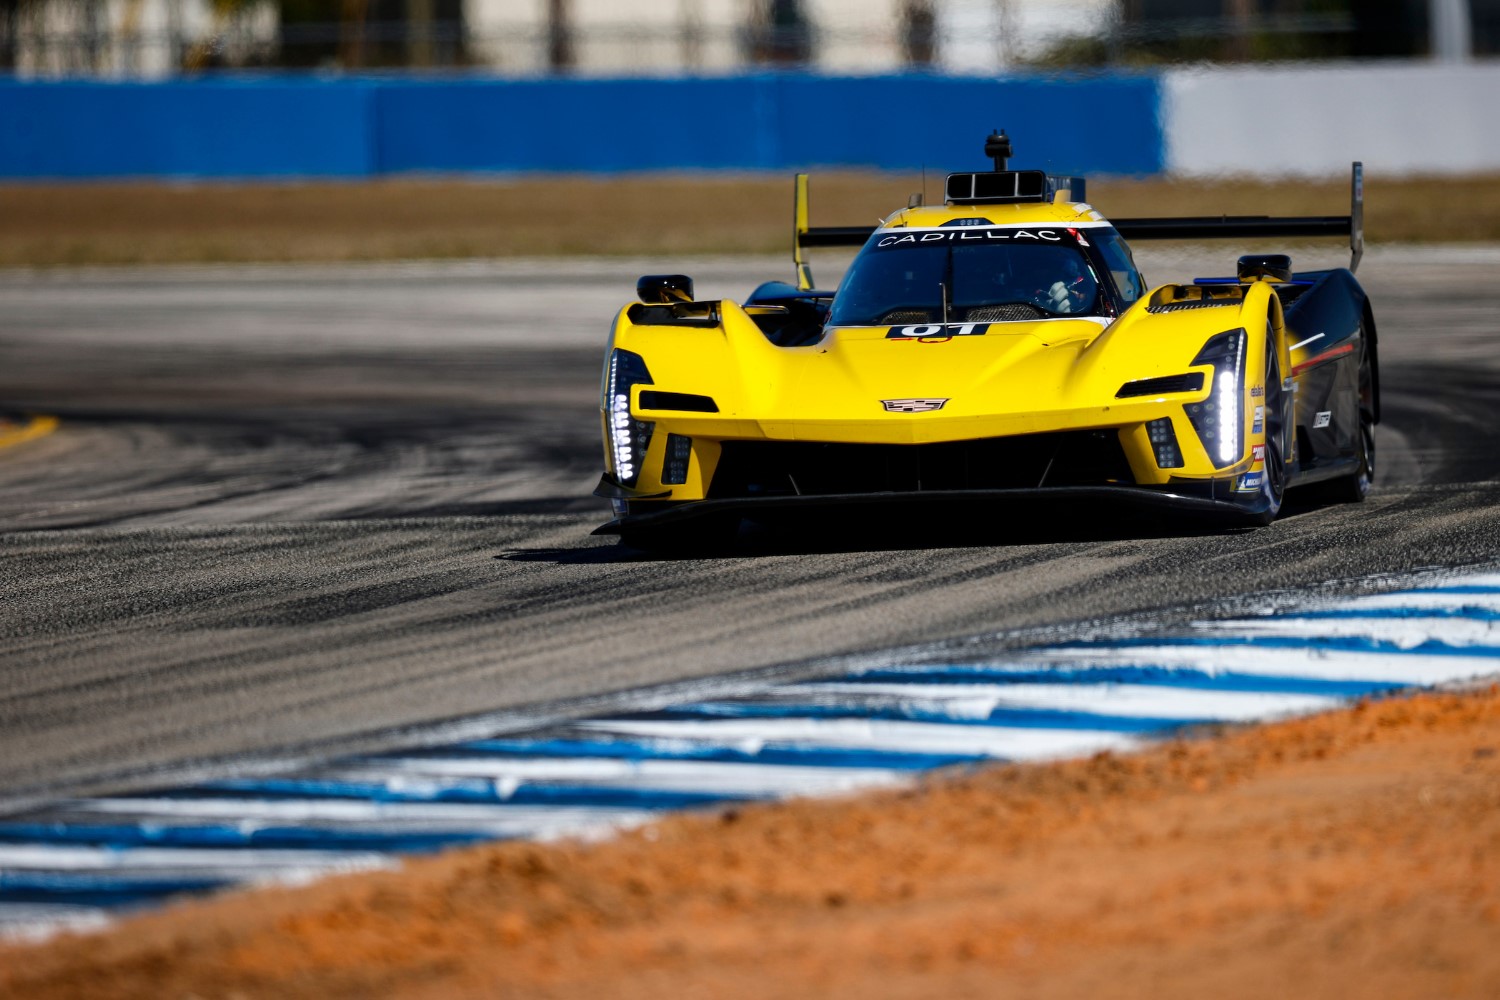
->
xmin=3 ymin=685 xmax=1499 ymax=999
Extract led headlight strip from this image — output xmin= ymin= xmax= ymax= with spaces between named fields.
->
xmin=1183 ymin=328 xmax=1247 ymax=469
xmin=603 ymin=348 xmax=655 ymax=488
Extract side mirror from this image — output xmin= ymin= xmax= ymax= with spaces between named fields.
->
xmin=637 ymin=274 xmax=694 ymax=304
xmin=1237 ymin=254 xmax=1292 ymax=283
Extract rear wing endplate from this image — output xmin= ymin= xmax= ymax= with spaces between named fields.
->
xmin=792 ymin=173 xmax=879 ymax=290
xmin=1113 ymin=162 xmax=1364 ymax=272
xmin=791 ymin=162 xmax=1365 ymax=285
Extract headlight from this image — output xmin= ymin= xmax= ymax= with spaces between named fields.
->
xmin=1184 ymin=328 xmax=1246 ymax=468
xmin=602 ymin=348 xmax=655 ymax=488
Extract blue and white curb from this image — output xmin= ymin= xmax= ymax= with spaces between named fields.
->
xmin=4 ymin=571 xmax=1500 ymax=939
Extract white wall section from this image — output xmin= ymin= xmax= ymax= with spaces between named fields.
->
xmin=1164 ymin=61 xmax=1500 ymax=177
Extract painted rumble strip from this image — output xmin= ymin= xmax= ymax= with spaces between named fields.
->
xmin=4 ymin=572 xmax=1500 ymax=938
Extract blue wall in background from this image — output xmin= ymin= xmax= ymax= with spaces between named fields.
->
xmin=0 ymin=74 xmax=1163 ymax=180
xmin=0 ymin=79 xmax=378 ymax=179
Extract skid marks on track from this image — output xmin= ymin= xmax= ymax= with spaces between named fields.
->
xmin=5 ymin=572 xmax=1500 ymax=938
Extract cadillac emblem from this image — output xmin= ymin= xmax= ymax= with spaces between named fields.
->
xmin=881 ymin=398 xmax=948 ymax=413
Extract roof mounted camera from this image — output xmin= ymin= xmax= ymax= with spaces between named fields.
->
xmin=946 ymin=131 xmax=1086 ymax=206
xmin=984 ymin=129 xmax=1012 ymax=171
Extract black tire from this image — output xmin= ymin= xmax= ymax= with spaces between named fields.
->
xmin=1249 ymin=325 xmax=1288 ymax=526
xmin=1316 ymin=325 xmax=1376 ymax=504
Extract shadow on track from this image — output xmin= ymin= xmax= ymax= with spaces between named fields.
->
xmin=498 ymin=498 xmax=1252 ymax=565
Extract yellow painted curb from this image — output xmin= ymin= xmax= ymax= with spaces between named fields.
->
xmin=0 ymin=414 xmax=59 ymax=452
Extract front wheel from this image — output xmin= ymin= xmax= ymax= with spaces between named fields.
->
xmin=1314 ymin=325 xmax=1376 ymax=504
xmin=1248 ymin=326 xmax=1288 ymax=526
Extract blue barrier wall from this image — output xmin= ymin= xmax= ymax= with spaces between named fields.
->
xmin=0 ymin=73 xmax=1163 ymax=180
xmin=0 ymin=78 xmax=378 ymax=179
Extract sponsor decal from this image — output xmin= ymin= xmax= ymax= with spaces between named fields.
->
xmin=874 ymin=228 xmax=1066 ymax=249
xmin=886 ymin=323 xmax=992 ymax=341
xmin=1252 ymin=444 xmax=1265 ymax=466
xmin=1236 ymin=472 xmax=1264 ymax=493
xmin=1313 ymin=410 xmax=1332 ymax=429
xmin=1250 ymin=385 xmax=1265 ymax=398
xmin=1252 ymin=405 xmax=1264 ymax=433
xmin=881 ymin=398 xmax=949 ymax=413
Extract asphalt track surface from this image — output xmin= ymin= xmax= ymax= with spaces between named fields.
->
xmin=2 ymin=246 xmax=1498 ymax=807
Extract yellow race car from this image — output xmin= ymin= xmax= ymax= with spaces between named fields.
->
xmin=595 ymin=131 xmax=1376 ymax=549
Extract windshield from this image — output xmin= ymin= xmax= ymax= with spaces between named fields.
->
xmin=827 ymin=230 xmax=1104 ymax=327
xmin=1095 ymin=228 xmax=1145 ymax=304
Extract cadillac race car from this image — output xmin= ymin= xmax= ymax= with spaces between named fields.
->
xmin=595 ymin=131 xmax=1377 ymax=548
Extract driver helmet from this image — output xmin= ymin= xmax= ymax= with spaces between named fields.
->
xmin=1046 ymin=254 xmax=1093 ymax=313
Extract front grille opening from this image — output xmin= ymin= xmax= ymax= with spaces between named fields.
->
xmin=875 ymin=303 xmax=1047 ymax=326
xmin=962 ymin=303 xmax=1046 ymax=323
xmin=708 ymin=431 xmax=1134 ymax=499
xmin=1146 ymin=299 xmax=1237 ymax=314
xmin=878 ymin=309 xmax=933 ymax=324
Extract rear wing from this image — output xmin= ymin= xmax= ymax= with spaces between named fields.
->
xmin=791 ymin=173 xmax=880 ymax=291
xmin=1112 ymin=162 xmax=1364 ymax=272
xmin=792 ymin=161 xmax=1365 ymax=288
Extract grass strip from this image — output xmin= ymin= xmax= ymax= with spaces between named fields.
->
xmin=3 ymin=173 xmax=1498 ymax=269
